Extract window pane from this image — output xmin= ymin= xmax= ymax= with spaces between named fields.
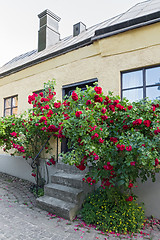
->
xmin=4 ymin=109 xmax=11 ymax=116
xmin=146 ymin=86 xmax=160 ymax=100
xmin=5 ymin=98 xmax=11 ymax=108
xmin=122 ymin=70 xmax=143 ymax=89
xmin=12 ymin=107 xmax=18 ymax=115
xmin=122 ymin=88 xmax=143 ymax=102
xmin=146 ymin=66 xmax=160 ymax=86
xmin=12 ymin=96 xmax=18 ymax=107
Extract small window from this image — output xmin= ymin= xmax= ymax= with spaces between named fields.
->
xmin=4 ymin=95 xmax=18 ymax=116
xmin=121 ymin=66 xmax=160 ymax=102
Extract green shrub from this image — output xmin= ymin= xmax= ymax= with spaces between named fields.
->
xmin=80 ymin=187 xmax=145 ymax=234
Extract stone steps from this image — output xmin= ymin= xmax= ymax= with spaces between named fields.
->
xmin=36 ymin=163 xmax=93 ymax=220
xmin=44 ymin=183 xmax=83 ymax=204
xmin=36 ymin=195 xmax=79 ymax=220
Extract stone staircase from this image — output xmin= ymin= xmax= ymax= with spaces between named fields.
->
xmin=36 ymin=162 xmax=93 ymax=220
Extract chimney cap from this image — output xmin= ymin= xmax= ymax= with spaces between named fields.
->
xmin=38 ymin=9 xmax=61 ymax=22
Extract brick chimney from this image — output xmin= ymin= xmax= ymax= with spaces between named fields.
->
xmin=38 ymin=9 xmax=61 ymax=52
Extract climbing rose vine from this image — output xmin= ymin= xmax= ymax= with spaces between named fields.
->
xmin=0 ymin=80 xmax=160 ymax=200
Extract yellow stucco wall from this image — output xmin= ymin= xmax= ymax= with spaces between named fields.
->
xmin=0 ymin=22 xmax=160 ymax=117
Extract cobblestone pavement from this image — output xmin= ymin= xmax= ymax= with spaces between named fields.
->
xmin=0 ymin=173 xmax=160 ymax=240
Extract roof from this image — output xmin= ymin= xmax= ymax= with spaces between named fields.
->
xmin=0 ymin=0 xmax=160 ymax=77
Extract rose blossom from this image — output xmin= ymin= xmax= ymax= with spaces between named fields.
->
xmin=94 ymin=86 xmax=102 ymax=94
xmin=72 ymin=91 xmax=78 ymax=101
xmin=75 ymin=111 xmax=82 ymax=117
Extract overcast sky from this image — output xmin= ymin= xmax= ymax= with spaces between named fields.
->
xmin=0 ymin=0 xmax=145 ymax=67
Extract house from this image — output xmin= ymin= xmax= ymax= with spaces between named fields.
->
xmin=0 ymin=0 xmax=160 ymax=218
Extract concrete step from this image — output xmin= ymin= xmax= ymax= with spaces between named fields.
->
xmin=36 ymin=195 xmax=79 ymax=220
xmin=44 ymin=183 xmax=83 ymax=204
xmin=51 ymin=172 xmax=87 ymax=189
xmin=56 ymin=162 xmax=89 ymax=174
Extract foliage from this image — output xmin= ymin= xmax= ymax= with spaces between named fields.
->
xmin=80 ymin=187 xmax=145 ymax=234
xmin=60 ymin=85 xmax=160 ymax=193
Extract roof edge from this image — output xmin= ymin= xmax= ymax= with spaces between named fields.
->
xmin=94 ymin=10 xmax=160 ymax=38
xmin=0 ymin=38 xmax=92 ymax=78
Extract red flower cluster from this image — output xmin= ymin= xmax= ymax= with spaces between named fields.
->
xmin=143 ymin=120 xmax=151 ymax=127
xmin=126 ymin=196 xmax=133 ymax=201
xmin=72 ymin=91 xmax=78 ymax=101
xmin=154 ymin=127 xmax=160 ymax=135
xmin=132 ymin=119 xmax=142 ymax=126
xmin=86 ymin=100 xmax=92 ymax=105
xmin=91 ymin=133 xmax=99 ymax=140
xmin=110 ymin=137 xmax=118 ymax=144
xmin=154 ymin=158 xmax=159 ymax=166
xmin=75 ymin=111 xmax=82 ymax=117
xmin=47 ymin=125 xmax=59 ymax=132
xmin=94 ymin=86 xmax=102 ymax=94
xmin=10 ymin=132 xmax=17 ymax=137
xmin=116 ymin=144 xmax=125 ymax=151
xmin=103 ymin=162 xmax=113 ymax=170
xmin=54 ymin=102 xmax=61 ymax=108
xmin=75 ymin=156 xmax=87 ymax=171
xmin=83 ymin=177 xmax=96 ymax=185
xmin=94 ymin=95 xmax=103 ymax=103
xmin=126 ymin=145 xmax=132 ymax=151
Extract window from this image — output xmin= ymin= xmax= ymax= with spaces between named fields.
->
xmin=62 ymin=78 xmax=98 ymax=153
xmin=121 ymin=66 xmax=160 ymax=102
xmin=62 ymin=78 xmax=98 ymax=98
xmin=4 ymin=95 xmax=18 ymax=116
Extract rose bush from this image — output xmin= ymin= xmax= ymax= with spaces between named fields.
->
xmin=0 ymin=80 xmax=159 ymax=200
xmin=60 ymin=85 xmax=160 ymax=196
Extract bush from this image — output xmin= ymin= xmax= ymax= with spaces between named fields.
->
xmin=80 ymin=187 xmax=145 ymax=234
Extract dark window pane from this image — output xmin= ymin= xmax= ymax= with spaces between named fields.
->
xmin=146 ymin=66 xmax=160 ymax=86
xmin=122 ymin=88 xmax=143 ymax=102
xmin=146 ymin=86 xmax=160 ymax=100
xmin=5 ymin=109 xmax=11 ymax=116
xmin=122 ymin=70 xmax=143 ymax=89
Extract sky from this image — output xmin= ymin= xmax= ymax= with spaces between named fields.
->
xmin=0 ymin=0 xmax=146 ymax=67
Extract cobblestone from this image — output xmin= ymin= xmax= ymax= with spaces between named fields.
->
xmin=0 ymin=172 xmax=160 ymax=240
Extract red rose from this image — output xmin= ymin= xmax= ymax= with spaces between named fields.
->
xmin=10 ymin=132 xmax=17 ymax=137
xmin=130 ymin=161 xmax=136 ymax=166
xmin=126 ymin=145 xmax=132 ymax=151
xmin=39 ymin=92 xmax=43 ymax=97
xmin=44 ymin=105 xmax=50 ymax=110
xmin=94 ymin=86 xmax=102 ymax=94
xmin=143 ymin=120 xmax=151 ymax=127
xmin=128 ymin=183 xmax=133 ymax=188
xmin=91 ymin=133 xmax=99 ymax=140
xmin=132 ymin=119 xmax=142 ymax=126
xmin=54 ymin=102 xmax=61 ymax=108
xmin=39 ymin=116 xmax=47 ymax=123
xmin=128 ymin=105 xmax=133 ymax=110
xmin=101 ymin=107 xmax=107 ymax=114
xmin=126 ymin=196 xmax=133 ymax=201
xmin=109 ymin=105 xmax=115 ymax=112
xmin=101 ymin=115 xmax=108 ymax=120
xmin=94 ymin=95 xmax=103 ymax=103
xmin=110 ymin=137 xmax=118 ymax=144
xmin=72 ymin=91 xmax=78 ymax=101
xmin=113 ymin=100 xmax=119 ymax=106
xmin=116 ymin=144 xmax=125 ymax=151
xmin=86 ymin=100 xmax=92 ymax=105
xmin=99 ymin=138 xmax=104 ymax=143
xmin=75 ymin=111 xmax=82 ymax=117
xmin=123 ymin=125 xmax=129 ymax=130
xmin=47 ymin=125 xmax=59 ymax=132
xmin=154 ymin=158 xmax=159 ymax=166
